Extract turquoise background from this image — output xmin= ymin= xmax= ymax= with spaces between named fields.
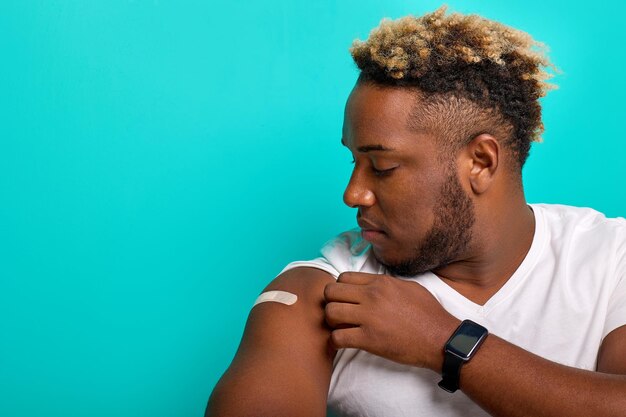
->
xmin=1 ymin=1 xmax=624 ymax=416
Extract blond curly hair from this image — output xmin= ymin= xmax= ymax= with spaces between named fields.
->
xmin=350 ymin=6 xmax=556 ymax=167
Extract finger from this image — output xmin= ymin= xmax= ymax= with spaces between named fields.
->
xmin=329 ymin=326 xmax=365 ymax=350
xmin=337 ymin=271 xmax=381 ymax=285
xmin=324 ymin=301 xmax=362 ymax=328
xmin=324 ymin=282 xmax=363 ymax=304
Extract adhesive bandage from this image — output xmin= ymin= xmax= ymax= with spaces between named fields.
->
xmin=253 ymin=290 xmax=298 ymax=307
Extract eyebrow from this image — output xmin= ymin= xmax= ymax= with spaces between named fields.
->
xmin=341 ymin=138 xmax=396 ymax=152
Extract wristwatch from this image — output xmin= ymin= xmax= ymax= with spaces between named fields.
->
xmin=438 ymin=319 xmax=488 ymax=393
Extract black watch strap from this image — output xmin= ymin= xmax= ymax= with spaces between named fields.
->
xmin=438 ymin=353 xmax=465 ymax=393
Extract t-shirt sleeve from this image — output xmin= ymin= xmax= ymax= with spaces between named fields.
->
xmin=279 ymin=257 xmax=341 ymax=279
xmin=602 ymin=223 xmax=626 ymax=339
xmin=279 ymin=228 xmax=377 ymax=280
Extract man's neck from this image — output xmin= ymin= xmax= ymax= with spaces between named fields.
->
xmin=432 ymin=200 xmax=536 ymax=306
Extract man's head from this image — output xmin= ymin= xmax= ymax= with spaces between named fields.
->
xmin=342 ymin=7 xmax=554 ymax=276
xmin=350 ymin=5 xmax=554 ymax=169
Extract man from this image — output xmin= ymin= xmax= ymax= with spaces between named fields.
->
xmin=207 ymin=7 xmax=626 ymax=417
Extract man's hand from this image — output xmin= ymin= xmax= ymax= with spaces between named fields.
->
xmin=323 ymin=272 xmax=460 ymax=371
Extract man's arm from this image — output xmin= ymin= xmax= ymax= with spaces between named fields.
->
xmin=206 ymin=267 xmax=336 ymax=417
xmin=598 ymin=324 xmax=626 ymax=374
xmin=458 ymin=325 xmax=626 ymax=417
xmin=325 ymin=272 xmax=626 ymax=417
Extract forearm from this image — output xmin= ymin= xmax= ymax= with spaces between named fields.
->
xmin=323 ymin=274 xmax=626 ymax=415
xmin=457 ymin=335 xmax=626 ymax=417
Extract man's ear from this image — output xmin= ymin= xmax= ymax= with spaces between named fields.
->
xmin=464 ymin=133 xmax=500 ymax=195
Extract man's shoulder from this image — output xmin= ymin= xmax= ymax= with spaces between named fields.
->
xmin=280 ymin=228 xmax=381 ymax=279
xmin=533 ymin=203 xmax=626 ymax=263
xmin=532 ymin=203 xmax=626 ymax=232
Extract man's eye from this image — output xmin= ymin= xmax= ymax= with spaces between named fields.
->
xmin=372 ymin=166 xmax=396 ymax=177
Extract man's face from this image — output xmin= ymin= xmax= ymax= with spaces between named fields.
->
xmin=342 ymin=82 xmax=475 ymax=276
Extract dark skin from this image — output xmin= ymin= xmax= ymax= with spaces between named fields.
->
xmin=206 ymin=82 xmax=626 ymax=417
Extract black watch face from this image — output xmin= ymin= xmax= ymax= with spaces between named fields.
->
xmin=447 ymin=321 xmax=488 ymax=359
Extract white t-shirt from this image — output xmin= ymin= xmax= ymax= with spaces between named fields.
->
xmin=280 ymin=204 xmax=626 ymax=417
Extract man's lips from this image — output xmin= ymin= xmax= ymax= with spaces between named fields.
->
xmin=361 ymin=229 xmax=386 ymax=242
xmin=357 ymin=218 xmax=387 ymax=242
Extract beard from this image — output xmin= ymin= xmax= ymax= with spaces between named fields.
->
xmin=377 ymin=170 xmax=476 ymax=277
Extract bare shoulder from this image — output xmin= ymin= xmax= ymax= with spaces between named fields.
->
xmin=207 ymin=267 xmax=336 ymax=417
xmin=597 ymin=324 xmax=626 ymax=374
xmin=264 ymin=266 xmax=336 ymax=304
xmin=237 ymin=267 xmax=336 ymax=364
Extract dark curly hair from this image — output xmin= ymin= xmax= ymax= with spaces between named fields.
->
xmin=350 ymin=6 xmax=556 ymax=168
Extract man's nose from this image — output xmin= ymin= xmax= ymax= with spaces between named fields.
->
xmin=343 ymin=171 xmax=375 ymax=208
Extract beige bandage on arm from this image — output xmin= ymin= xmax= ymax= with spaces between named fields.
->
xmin=253 ymin=290 xmax=298 ymax=307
